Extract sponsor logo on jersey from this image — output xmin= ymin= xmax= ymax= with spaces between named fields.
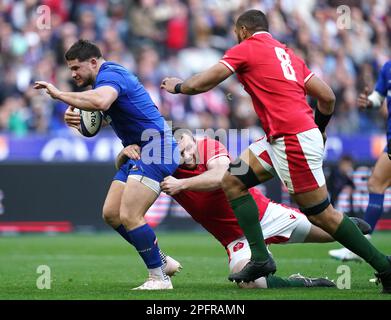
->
xmin=289 ymin=213 xmax=296 ymax=219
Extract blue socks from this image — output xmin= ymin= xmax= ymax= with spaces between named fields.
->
xmin=115 ymin=224 xmax=133 ymax=244
xmin=115 ymin=224 xmax=167 ymax=266
xmin=127 ymin=224 xmax=162 ymax=269
xmin=364 ymin=193 xmax=384 ymax=232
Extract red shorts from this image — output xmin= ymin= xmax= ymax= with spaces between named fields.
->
xmin=249 ymin=128 xmax=326 ymax=193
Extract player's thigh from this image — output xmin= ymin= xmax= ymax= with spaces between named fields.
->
xmin=271 ymin=128 xmax=325 ymax=194
xmin=368 ymin=152 xmax=391 ymax=193
xmin=102 ymin=180 xmax=125 ymax=224
xmin=120 ymin=178 xmax=159 ymax=230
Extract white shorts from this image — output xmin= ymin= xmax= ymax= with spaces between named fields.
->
xmin=226 ymin=202 xmax=312 ymax=272
xmin=128 ymin=175 xmax=161 ymax=194
xmin=249 ymin=128 xmax=325 ymax=193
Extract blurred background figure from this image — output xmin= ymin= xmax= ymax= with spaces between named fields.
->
xmin=0 ymin=0 xmax=389 ymax=137
xmin=327 ymin=154 xmax=355 ymax=206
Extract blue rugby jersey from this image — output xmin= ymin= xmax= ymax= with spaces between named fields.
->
xmin=93 ymin=61 xmax=174 ymax=148
xmin=374 ymin=60 xmax=391 ymax=142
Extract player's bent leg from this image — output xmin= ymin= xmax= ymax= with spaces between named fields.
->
xmin=293 ymin=185 xmax=391 ymax=293
xmin=367 ymin=152 xmax=391 ymax=194
xmin=292 ymin=185 xmax=342 ymax=234
xmin=119 ymin=178 xmax=159 ymax=230
xmin=103 ymin=180 xmax=178 ymax=276
xmin=329 ymin=154 xmax=391 ymax=265
xmin=224 ymin=149 xmax=277 ymax=283
xmin=222 ymin=148 xmax=274 ymax=201
xmin=102 ymin=179 xmax=139 ymax=246
xmin=364 ymin=153 xmax=391 ymax=232
xmin=120 ymin=178 xmax=172 ymax=290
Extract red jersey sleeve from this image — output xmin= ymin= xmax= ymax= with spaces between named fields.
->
xmin=219 ymin=42 xmax=248 ymax=73
xmin=297 ymin=54 xmax=314 ymax=83
xmin=198 ymin=138 xmax=230 ymax=167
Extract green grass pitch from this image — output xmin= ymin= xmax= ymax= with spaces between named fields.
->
xmin=1 ymin=231 xmax=391 ymax=300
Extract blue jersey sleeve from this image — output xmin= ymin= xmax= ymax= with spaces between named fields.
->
xmin=374 ymin=63 xmax=389 ymax=96
xmin=95 ymin=70 xmax=123 ymax=94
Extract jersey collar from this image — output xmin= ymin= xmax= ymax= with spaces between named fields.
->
xmin=252 ymin=31 xmax=272 ymax=37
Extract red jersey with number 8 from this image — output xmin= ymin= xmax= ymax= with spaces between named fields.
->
xmin=220 ymin=32 xmax=316 ymax=139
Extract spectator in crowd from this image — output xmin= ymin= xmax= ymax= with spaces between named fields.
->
xmin=0 ymin=0 xmax=389 ymax=138
xmin=327 ymin=154 xmax=355 ymax=206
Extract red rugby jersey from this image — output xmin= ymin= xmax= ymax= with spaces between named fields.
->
xmin=173 ymin=137 xmax=270 ymax=247
xmin=220 ymin=32 xmax=317 ymax=139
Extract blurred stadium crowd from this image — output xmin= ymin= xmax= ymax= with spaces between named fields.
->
xmin=0 ymin=0 xmax=389 ymax=137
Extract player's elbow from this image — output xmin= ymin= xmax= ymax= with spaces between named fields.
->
xmin=325 ymin=90 xmax=336 ymax=106
xmin=95 ymin=100 xmax=111 ymax=111
xmin=318 ymin=90 xmax=336 ymax=114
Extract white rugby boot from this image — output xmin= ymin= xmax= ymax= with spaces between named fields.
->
xmin=132 ymin=275 xmax=173 ymax=290
xmin=328 ymin=247 xmax=362 ymax=262
xmin=164 ymin=256 xmax=183 ymax=277
xmin=328 ymin=235 xmax=371 ymax=262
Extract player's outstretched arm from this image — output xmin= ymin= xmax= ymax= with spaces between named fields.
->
xmin=34 ymin=81 xmax=118 ymax=112
xmin=160 ymin=63 xmax=233 ymax=95
xmin=161 ymin=156 xmax=230 ymax=195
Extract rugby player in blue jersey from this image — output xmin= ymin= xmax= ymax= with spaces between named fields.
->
xmin=329 ymin=61 xmax=391 ymax=270
xmin=34 ymin=40 xmax=180 ymax=290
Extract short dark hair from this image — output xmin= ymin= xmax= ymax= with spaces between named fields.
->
xmin=236 ymin=9 xmax=269 ymax=32
xmin=172 ymin=127 xmax=193 ymax=140
xmin=64 ymin=39 xmax=102 ymax=62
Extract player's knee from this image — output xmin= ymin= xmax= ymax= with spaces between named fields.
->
xmin=102 ymin=206 xmax=120 ymax=227
xmin=307 ymin=206 xmax=342 ymax=234
xmin=119 ymin=211 xmax=145 ymax=230
xmin=222 ymin=173 xmax=247 ymax=200
xmin=368 ymin=175 xmax=387 ymax=194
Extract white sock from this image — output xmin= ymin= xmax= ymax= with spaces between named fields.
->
xmin=149 ymin=266 xmax=169 ymax=281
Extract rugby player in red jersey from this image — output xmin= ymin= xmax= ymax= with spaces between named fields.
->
xmin=161 ymin=9 xmax=391 ymax=293
xmin=117 ymin=130 xmax=371 ymax=288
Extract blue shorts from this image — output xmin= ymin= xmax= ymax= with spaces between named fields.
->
xmin=113 ymin=139 xmax=179 ymax=193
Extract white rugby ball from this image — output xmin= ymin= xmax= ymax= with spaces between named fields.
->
xmin=77 ymin=109 xmax=103 ymax=137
